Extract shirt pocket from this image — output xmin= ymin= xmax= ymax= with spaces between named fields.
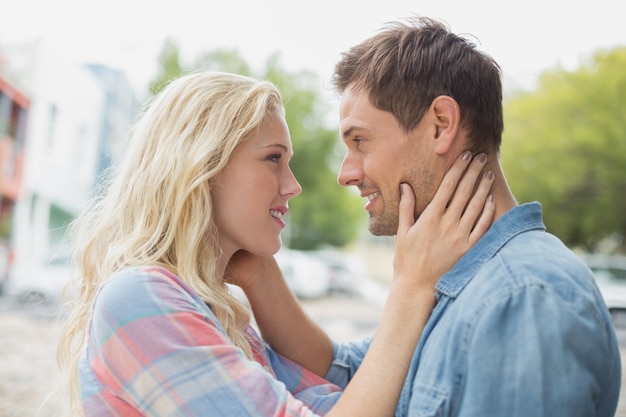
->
xmin=408 ymin=382 xmax=447 ymax=417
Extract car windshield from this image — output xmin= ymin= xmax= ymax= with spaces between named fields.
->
xmin=585 ymin=255 xmax=626 ymax=283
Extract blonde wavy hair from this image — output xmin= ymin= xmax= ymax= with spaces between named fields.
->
xmin=55 ymin=71 xmax=284 ymax=416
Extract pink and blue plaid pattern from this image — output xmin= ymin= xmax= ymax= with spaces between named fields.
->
xmin=78 ymin=266 xmax=342 ymax=416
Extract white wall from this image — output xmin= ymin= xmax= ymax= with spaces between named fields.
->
xmin=8 ymin=41 xmax=107 ymax=265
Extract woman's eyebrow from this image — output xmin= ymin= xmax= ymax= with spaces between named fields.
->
xmin=260 ymin=143 xmax=289 ymax=152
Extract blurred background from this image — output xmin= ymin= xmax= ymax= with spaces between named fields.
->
xmin=0 ymin=0 xmax=625 ymax=415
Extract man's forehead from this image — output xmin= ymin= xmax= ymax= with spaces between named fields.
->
xmin=339 ymin=90 xmax=375 ymax=133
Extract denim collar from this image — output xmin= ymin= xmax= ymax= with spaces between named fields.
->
xmin=435 ymin=202 xmax=546 ymax=298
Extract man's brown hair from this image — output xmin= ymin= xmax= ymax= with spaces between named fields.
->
xmin=332 ymin=16 xmax=504 ymax=152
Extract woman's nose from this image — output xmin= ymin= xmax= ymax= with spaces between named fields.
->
xmin=282 ymin=168 xmax=302 ymax=198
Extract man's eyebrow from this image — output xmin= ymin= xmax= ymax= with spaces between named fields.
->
xmin=342 ymin=126 xmax=358 ymax=139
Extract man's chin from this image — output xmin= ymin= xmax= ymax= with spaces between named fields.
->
xmin=368 ymin=218 xmax=398 ymax=237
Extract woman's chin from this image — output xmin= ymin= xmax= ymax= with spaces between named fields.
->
xmin=248 ymin=239 xmax=282 ymax=257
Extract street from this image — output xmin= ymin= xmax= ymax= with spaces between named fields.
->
xmin=0 ymin=290 xmax=625 ymax=416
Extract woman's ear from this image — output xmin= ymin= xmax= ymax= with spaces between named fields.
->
xmin=431 ymin=95 xmax=460 ymax=155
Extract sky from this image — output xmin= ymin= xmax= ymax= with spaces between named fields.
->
xmin=1 ymin=0 xmax=625 ymax=101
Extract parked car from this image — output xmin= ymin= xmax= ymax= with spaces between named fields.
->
xmin=5 ymin=253 xmax=75 ymax=305
xmin=275 ymin=248 xmax=332 ymax=299
xmin=583 ymin=253 xmax=626 ymax=326
xmin=312 ymin=249 xmax=370 ymax=296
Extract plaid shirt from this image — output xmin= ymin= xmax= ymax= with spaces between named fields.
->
xmin=79 ymin=266 xmax=342 ymax=416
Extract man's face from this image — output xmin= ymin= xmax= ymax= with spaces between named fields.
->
xmin=337 ymin=87 xmax=437 ymax=236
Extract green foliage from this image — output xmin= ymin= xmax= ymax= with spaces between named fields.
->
xmin=502 ymin=47 xmax=626 ymax=251
xmin=259 ymin=58 xmax=366 ymax=249
xmin=193 ymin=49 xmax=252 ymax=76
xmin=148 ymin=40 xmax=364 ymax=250
xmin=149 ymin=38 xmax=186 ymax=95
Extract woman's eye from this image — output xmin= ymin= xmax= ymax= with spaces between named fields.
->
xmin=268 ymin=153 xmax=282 ymax=163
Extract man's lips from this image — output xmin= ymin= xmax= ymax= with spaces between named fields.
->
xmin=362 ymin=191 xmax=381 ymax=211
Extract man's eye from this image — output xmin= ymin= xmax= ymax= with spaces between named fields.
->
xmin=353 ymin=138 xmax=363 ymax=145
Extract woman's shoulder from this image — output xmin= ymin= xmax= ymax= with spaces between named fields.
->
xmin=105 ymin=265 xmax=181 ymax=288
xmin=95 ymin=266 xmax=204 ymax=317
xmin=101 ymin=266 xmax=181 ymax=295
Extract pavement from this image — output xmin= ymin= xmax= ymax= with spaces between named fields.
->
xmin=0 ymin=293 xmax=625 ymax=416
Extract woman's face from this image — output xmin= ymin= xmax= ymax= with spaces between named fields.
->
xmin=212 ymin=110 xmax=302 ymax=258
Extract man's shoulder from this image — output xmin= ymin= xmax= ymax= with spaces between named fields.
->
xmin=496 ymin=230 xmax=591 ymax=284
xmin=460 ymin=230 xmax=596 ymax=306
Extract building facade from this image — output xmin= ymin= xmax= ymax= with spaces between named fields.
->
xmin=0 ymin=75 xmax=29 ymax=290
xmin=1 ymin=40 xmax=138 ymax=298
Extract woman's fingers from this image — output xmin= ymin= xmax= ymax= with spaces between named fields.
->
xmin=460 ymin=169 xmax=495 ymax=238
xmin=469 ymin=192 xmax=495 ymax=244
xmin=429 ymin=151 xmax=474 ymax=211
xmin=396 ymin=183 xmax=416 ymax=238
xmin=392 ymin=151 xmax=496 ymax=288
xmin=444 ymin=153 xmax=488 ymax=216
xmin=396 ymin=150 xmax=495 ymax=249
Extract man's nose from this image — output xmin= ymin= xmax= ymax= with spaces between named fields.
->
xmin=337 ymin=153 xmax=362 ymax=187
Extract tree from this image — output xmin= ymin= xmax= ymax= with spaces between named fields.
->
xmin=501 ymin=47 xmax=626 ymax=252
xmin=149 ymin=38 xmax=186 ymax=95
xmin=148 ymin=40 xmax=365 ymax=250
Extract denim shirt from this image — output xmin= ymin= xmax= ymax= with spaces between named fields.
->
xmin=326 ymin=202 xmax=621 ymax=417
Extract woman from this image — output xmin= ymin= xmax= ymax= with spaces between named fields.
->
xmin=56 ymin=71 xmax=494 ymax=416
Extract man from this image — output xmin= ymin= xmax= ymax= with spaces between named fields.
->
xmin=231 ymin=16 xmax=621 ymax=417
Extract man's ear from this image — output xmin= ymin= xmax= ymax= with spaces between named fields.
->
xmin=430 ymin=95 xmax=460 ymax=155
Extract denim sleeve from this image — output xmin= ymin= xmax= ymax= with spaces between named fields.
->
xmin=457 ymin=283 xmax=621 ymax=417
xmin=323 ymin=336 xmax=372 ymax=389
xmin=265 ymin=348 xmax=342 ymax=414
